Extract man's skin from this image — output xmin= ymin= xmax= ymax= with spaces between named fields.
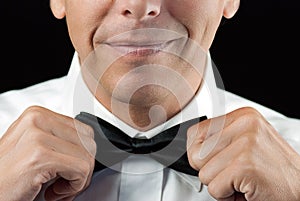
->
xmin=0 ymin=0 xmax=300 ymax=200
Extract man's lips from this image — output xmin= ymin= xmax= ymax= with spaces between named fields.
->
xmin=102 ymin=39 xmax=182 ymax=57
xmin=104 ymin=43 xmax=167 ymax=56
xmin=95 ymin=28 xmax=188 ymax=57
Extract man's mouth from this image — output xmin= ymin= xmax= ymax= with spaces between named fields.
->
xmin=103 ymin=41 xmax=172 ymax=57
xmin=99 ymin=28 xmax=187 ymax=57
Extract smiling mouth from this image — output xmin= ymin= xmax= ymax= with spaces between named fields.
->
xmin=97 ymin=28 xmax=189 ymax=58
xmin=104 ymin=41 xmax=173 ymax=57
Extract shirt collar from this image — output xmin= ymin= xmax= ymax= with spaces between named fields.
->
xmin=62 ymin=51 xmax=218 ymax=139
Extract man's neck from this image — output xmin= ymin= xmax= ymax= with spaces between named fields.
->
xmin=93 ymin=85 xmax=199 ymax=132
xmin=79 ymin=60 xmax=203 ymax=132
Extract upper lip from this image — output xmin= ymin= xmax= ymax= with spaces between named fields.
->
xmin=101 ymin=28 xmax=185 ymax=47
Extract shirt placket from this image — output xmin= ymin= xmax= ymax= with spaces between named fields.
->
xmin=119 ymin=155 xmax=164 ymax=201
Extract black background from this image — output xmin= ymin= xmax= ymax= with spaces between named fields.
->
xmin=1 ymin=0 xmax=300 ymax=118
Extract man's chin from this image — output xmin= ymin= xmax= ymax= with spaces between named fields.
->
xmin=110 ymin=86 xmax=171 ymax=107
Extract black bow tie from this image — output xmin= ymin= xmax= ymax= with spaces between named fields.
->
xmin=75 ymin=112 xmax=207 ymax=176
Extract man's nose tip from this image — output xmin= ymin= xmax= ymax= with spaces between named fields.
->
xmin=120 ymin=0 xmax=161 ymax=21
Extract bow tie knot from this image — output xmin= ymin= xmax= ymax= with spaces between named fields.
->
xmin=128 ymin=138 xmax=163 ymax=154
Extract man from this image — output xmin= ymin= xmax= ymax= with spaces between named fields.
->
xmin=0 ymin=0 xmax=300 ymax=201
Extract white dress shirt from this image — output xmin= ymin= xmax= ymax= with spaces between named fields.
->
xmin=0 ymin=52 xmax=300 ymax=201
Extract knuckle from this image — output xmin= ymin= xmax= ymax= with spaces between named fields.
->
xmin=89 ymin=156 xmax=95 ymax=168
xmin=24 ymin=105 xmax=44 ymax=115
xmin=83 ymin=142 xmax=96 ymax=165
xmin=19 ymin=127 xmax=45 ymax=147
xmin=70 ymin=161 xmax=91 ymax=192
xmin=89 ymin=139 xmax=97 ymax=157
xmin=238 ymin=132 xmax=259 ymax=151
xmin=22 ymin=106 xmax=46 ymax=125
xmin=186 ymin=125 xmax=196 ymax=138
xmin=80 ymin=160 xmax=92 ymax=177
xmin=28 ymin=145 xmax=48 ymax=166
xmin=238 ymin=106 xmax=260 ymax=116
xmin=187 ymin=123 xmax=205 ymax=143
xmin=74 ymin=120 xmax=95 ymax=138
xmin=89 ymin=157 xmax=95 ymax=171
xmin=236 ymin=107 xmax=265 ymax=131
xmin=187 ymin=127 xmax=199 ymax=147
xmin=239 ymin=107 xmax=262 ymax=122
xmin=186 ymin=147 xmax=193 ymax=162
xmin=69 ymin=179 xmax=85 ymax=193
xmin=232 ymin=152 xmax=255 ymax=175
xmin=26 ymin=127 xmax=42 ymax=138
xmin=233 ymin=154 xmax=247 ymax=168
xmin=85 ymin=125 xmax=95 ymax=139
xmin=198 ymin=168 xmax=209 ymax=185
xmin=79 ymin=137 xmax=97 ymax=158
xmin=207 ymin=182 xmax=220 ymax=199
xmin=239 ymin=134 xmax=252 ymax=146
xmin=73 ymin=163 xmax=91 ymax=191
xmin=32 ymin=171 xmax=56 ymax=187
xmin=190 ymin=151 xmax=200 ymax=167
xmin=187 ymin=146 xmax=202 ymax=170
xmin=54 ymin=160 xmax=93 ymax=195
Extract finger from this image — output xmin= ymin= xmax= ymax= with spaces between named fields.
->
xmin=32 ymin=127 xmax=96 ymax=193
xmin=48 ymin=175 xmax=91 ymax=200
xmin=0 ymin=107 xmax=92 ymax=157
xmin=44 ymin=187 xmax=77 ymax=201
xmin=47 ymin=159 xmax=94 ymax=201
xmin=207 ymin=166 xmax=236 ymax=200
xmin=187 ymin=106 xmax=260 ymax=148
xmin=18 ymin=107 xmax=96 ymax=157
xmin=19 ymin=106 xmax=94 ymax=142
xmin=60 ymin=196 xmax=77 ymax=201
xmin=47 ymin=123 xmax=96 ymax=159
xmin=23 ymin=123 xmax=96 ymax=195
xmin=46 ymin=165 xmax=94 ymax=201
xmin=187 ymin=108 xmax=260 ymax=170
xmin=46 ymin=178 xmax=78 ymax=199
xmin=187 ymin=111 xmax=234 ymax=148
xmin=186 ymin=113 xmax=232 ymax=170
xmin=4 ymin=106 xmax=95 ymax=158
xmin=207 ymin=165 xmax=248 ymax=201
xmin=21 ymin=127 xmax=96 ymax=162
xmin=187 ymin=124 xmax=232 ymax=170
xmin=217 ymin=193 xmax=246 ymax=201
xmin=36 ymin=111 xmax=94 ymax=142
xmin=43 ymin=153 xmax=92 ymax=201
xmin=44 ymin=179 xmax=86 ymax=201
xmin=37 ymin=111 xmax=96 ymax=157
xmin=198 ymin=138 xmax=244 ymax=185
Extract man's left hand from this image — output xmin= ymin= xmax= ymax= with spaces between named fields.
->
xmin=187 ymin=106 xmax=300 ymax=201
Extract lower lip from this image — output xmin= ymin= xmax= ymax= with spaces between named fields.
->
xmin=107 ymin=43 xmax=167 ymax=57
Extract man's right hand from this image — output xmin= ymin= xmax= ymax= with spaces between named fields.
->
xmin=0 ymin=106 xmax=96 ymax=201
